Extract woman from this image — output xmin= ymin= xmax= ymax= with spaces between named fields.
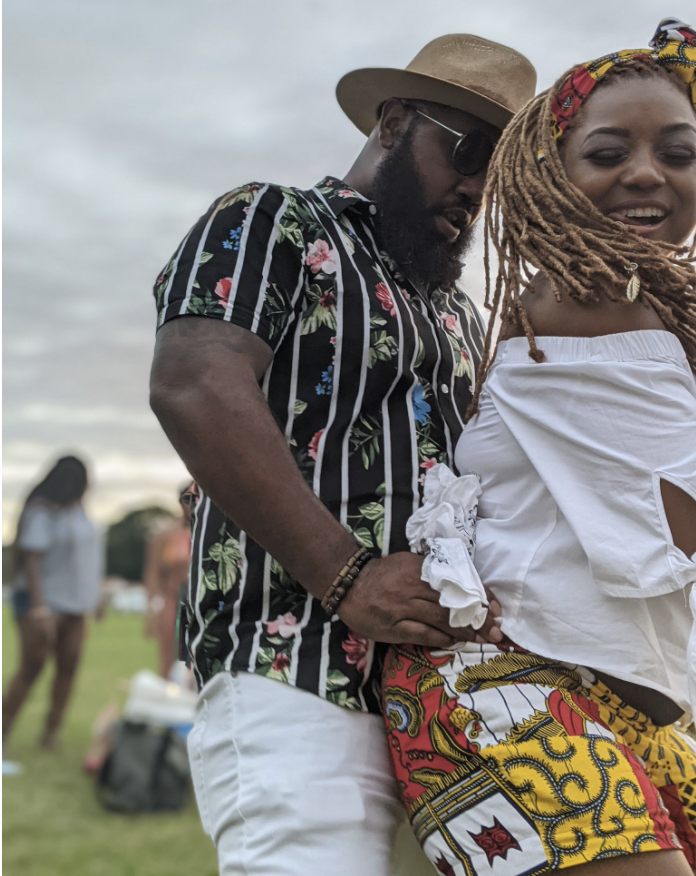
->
xmin=143 ymin=482 xmax=193 ymax=678
xmin=3 ymin=456 xmax=104 ymax=753
xmin=384 ymin=20 xmax=696 ymax=876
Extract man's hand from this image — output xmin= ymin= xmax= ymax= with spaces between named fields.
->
xmin=337 ymin=552 xmax=502 ymax=649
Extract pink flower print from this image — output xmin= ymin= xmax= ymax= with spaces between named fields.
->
xmin=375 ymin=282 xmax=396 ymax=317
xmin=214 ymin=277 xmax=233 ymax=306
xmin=419 ymin=457 xmax=438 ymax=486
xmin=400 ymin=287 xmax=411 ymax=301
xmin=272 ymin=653 xmax=290 ymax=672
xmin=305 ymin=240 xmax=338 ymax=275
xmin=337 ymin=189 xmax=354 ymax=198
xmin=461 ymin=348 xmax=470 ymax=362
xmin=342 ymin=632 xmax=369 ymax=673
xmin=320 ymin=291 xmax=336 ymax=309
xmin=441 ymin=311 xmax=465 ymax=339
xmin=266 ymin=612 xmax=298 ymax=637
xmin=329 ymin=335 xmax=337 ymax=346
xmin=308 ymin=429 xmax=324 ymax=461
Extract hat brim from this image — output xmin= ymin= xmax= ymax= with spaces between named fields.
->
xmin=336 ymin=67 xmax=514 ymax=136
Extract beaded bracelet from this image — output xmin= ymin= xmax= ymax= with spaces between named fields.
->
xmin=321 ymin=545 xmax=373 ymax=616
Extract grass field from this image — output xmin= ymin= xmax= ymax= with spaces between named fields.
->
xmin=2 ymin=608 xmax=217 ymax=876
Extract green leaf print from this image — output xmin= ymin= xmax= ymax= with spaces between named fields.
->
xmin=325 ymin=669 xmax=350 ymax=691
xmin=368 ymin=331 xmax=398 ymax=367
xmin=257 ymin=646 xmax=276 ymax=666
xmin=359 ymin=501 xmax=384 ymax=521
xmin=349 ymin=414 xmax=382 ymax=470
xmin=373 ymin=517 xmax=385 ymax=551
xmin=294 ymin=399 xmax=308 ymax=416
xmin=277 ymin=220 xmax=304 ymax=250
xmin=217 ymin=185 xmax=262 ymax=210
xmin=207 ymin=537 xmax=242 ymax=595
xmin=202 ymin=569 xmax=218 ymax=594
xmin=326 ymin=691 xmax=362 ymax=710
xmin=353 ymin=527 xmax=375 ymax=549
xmin=300 ymin=284 xmax=337 ymax=335
xmin=186 ymin=287 xmax=224 ymax=316
xmin=198 ymin=251 xmax=214 ymax=264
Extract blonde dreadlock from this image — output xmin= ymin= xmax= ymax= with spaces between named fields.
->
xmin=467 ymin=60 xmax=696 ymax=420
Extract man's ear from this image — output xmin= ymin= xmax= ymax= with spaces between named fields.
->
xmin=377 ymin=98 xmax=412 ymax=150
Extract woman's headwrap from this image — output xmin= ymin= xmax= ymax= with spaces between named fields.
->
xmin=550 ymin=18 xmax=696 ymax=140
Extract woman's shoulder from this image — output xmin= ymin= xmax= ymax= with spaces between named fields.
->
xmin=502 ymin=273 xmax=667 ymax=340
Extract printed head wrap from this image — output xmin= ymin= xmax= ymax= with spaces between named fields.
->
xmin=550 ymin=18 xmax=696 ymax=140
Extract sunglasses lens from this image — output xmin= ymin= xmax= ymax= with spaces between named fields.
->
xmin=453 ymin=131 xmax=494 ymax=176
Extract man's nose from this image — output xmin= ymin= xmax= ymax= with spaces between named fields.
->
xmin=454 ymin=170 xmax=487 ymax=205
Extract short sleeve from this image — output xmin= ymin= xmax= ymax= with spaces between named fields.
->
xmin=17 ymin=505 xmax=55 ymax=552
xmin=153 ymin=183 xmax=306 ymax=351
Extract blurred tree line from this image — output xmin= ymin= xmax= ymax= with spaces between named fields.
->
xmin=104 ymin=506 xmax=174 ymax=582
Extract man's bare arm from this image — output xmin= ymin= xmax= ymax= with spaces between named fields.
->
xmin=150 ymin=317 xmax=502 ymax=646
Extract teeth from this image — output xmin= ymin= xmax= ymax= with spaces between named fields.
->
xmin=624 ymin=207 xmax=665 ymax=218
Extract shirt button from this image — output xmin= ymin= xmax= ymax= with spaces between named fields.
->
xmin=368 ymin=204 xmax=377 ymax=215
xmin=441 ymin=384 xmax=450 ymax=394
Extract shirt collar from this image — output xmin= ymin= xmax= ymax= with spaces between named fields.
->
xmin=311 ymin=176 xmax=372 ymax=218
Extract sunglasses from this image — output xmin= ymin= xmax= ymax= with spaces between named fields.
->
xmin=405 ymin=104 xmax=496 ymax=177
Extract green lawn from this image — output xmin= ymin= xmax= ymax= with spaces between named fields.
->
xmin=2 ymin=608 xmax=217 ymax=876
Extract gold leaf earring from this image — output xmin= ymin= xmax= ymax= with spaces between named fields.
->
xmin=625 ymin=262 xmax=640 ymax=302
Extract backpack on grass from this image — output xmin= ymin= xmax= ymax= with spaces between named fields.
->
xmin=96 ymin=719 xmax=190 ymax=813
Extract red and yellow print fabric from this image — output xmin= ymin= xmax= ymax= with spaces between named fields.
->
xmin=383 ymin=644 xmax=696 ymax=874
xmin=550 ymin=19 xmax=696 ymax=140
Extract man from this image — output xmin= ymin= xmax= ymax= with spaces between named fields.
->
xmin=150 ymin=33 xmax=536 ymax=876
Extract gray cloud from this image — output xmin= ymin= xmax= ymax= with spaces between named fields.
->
xmin=3 ymin=0 xmax=687 ymax=535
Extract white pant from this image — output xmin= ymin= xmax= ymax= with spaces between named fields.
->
xmin=187 ymin=671 xmax=430 ymax=876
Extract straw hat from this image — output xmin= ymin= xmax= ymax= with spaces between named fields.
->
xmin=336 ymin=34 xmax=537 ymax=135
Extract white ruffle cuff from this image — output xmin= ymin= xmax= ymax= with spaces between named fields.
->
xmin=406 ymin=464 xmax=488 ymax=630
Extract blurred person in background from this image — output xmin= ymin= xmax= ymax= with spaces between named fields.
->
xmin=2 ymin=455 xmax=104 ymax=755
xmin=143 ymin=482 xmax=193 ymax=678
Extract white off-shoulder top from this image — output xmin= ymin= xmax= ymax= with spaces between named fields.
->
xmin=455 ymin=330 xmax=696 ymax=712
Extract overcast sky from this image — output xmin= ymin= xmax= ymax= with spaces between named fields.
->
xmin=3 ymin=0 xmax=692 ymax=540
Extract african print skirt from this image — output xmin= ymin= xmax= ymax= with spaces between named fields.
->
xmin=383 ymin=643 xmax=696 ymax=874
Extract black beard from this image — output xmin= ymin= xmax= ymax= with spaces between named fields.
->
xmin=369 ymin=125 xmax=475 ymax=290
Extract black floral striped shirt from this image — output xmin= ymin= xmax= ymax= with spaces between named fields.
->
xmin=153 ymin=177 xmax=484 ymax=712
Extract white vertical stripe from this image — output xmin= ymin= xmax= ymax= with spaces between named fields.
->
xmin=225 ymin=530 xmax=249 ymax=670
xmin=303 ymin=199 xmax=345 ymax=497
xmin=288 ymin=594 xmax=314 ymax=687
xmin=246 ymin=553 xmax=273 ymax=672
xmin=158 ymin=225 xmax=195 ymax=326
xmin=331 ymin=215 xmax=371 ymax=527
xmin=251 ymin=197 xmax=289 ymax=334
xmin=282 ymin=279 xmax=305 ymax=438
xmin=189 ymin=493 xmax=212 ymax=669
xmin=179 ymin=199 xmax=231 ymax=315
xmin=358 ymin=220 xmax=419 ymax=550
xmin=223 ymin=183 xmax=271 ymax=320
xmin=419 ymin=296 xmax=455 ymax=469
xmin=317 ymin=620 xmax=332 ymax=699
xmin=272 ymin=269 xmax=307 ymax=355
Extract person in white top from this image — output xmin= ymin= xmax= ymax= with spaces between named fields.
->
xmin=383 ymin=20 xmax=696 ymax=876
xmin=3 ymin=456 xmax=104 ymax=754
